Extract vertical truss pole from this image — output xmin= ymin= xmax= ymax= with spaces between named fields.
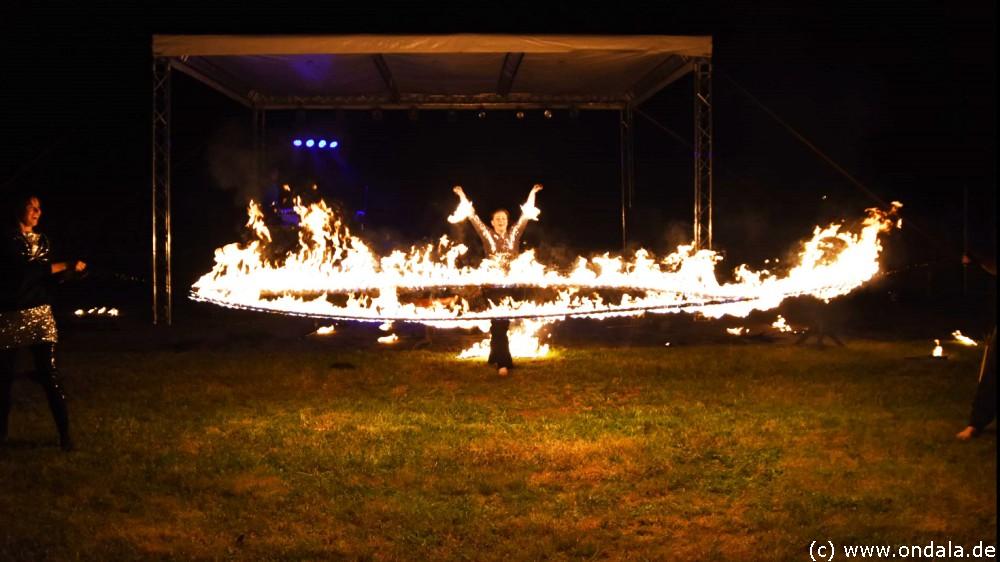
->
xmin=619 ymin=105 xmax=634 ymax=252
xmin=152 ymin=57 xmax=172 ymax=325
xmin=252 ymin=108 xmax=260 ymax=192
xmin=693 ymin=59 xmax=713 ymax=250
xmin=626 ymin=103 xmax=635 ymax=219
xmin=619 ymin=109 xmax=626 ymax=250
xmin=252 ymin=108 xmax=267 ymax=194
xmin=261 ymin=111 xmax=267 ymax=187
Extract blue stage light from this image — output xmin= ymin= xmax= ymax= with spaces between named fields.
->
xmin=292 ymin=139 xmax=303 ymax=147
xmin=330 ymin=140 xmax=339 ymax=148
xmin=305 ymin=139 xmax=315 ymax=147
xmin=318 ymin=140 xmax=327 ymax=148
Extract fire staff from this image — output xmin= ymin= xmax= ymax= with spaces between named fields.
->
xmin=1 ymin=192 xmax=85 ymax=451
xmin=451 ymin=183 xmax=543 ymax=376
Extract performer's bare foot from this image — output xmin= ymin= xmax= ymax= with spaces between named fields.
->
xmin=956 ymin=426 xmax=978 ymax=441
xmin=498 ymin=367 xmax=509 ymax=377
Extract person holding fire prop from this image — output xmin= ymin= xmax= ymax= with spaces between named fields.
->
xmin=1 ymin=192 xmax=85 ymax=451
xmin=450 ymin=183 xmax=543 ymax=376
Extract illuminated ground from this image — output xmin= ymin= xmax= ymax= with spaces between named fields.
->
xmin=1 ymin=310 xmax=995 ymax=560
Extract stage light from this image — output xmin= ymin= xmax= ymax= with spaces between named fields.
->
xmin=477 ymin=108 xmax=487 ymax=119
xmin=318 ymin=140 xmax=327 ymax=148
xmin=292 ymin=139 xmax=303 ymax=147
xmin=543 ymin=109 xmax=553 ymax=119
xmin=330 ymin=140 xmax=339 ymax=148
xmin=515 ymin=110 xmax=525 ymax=120
xmin=305 ymin=139 xmax=315 ymax=147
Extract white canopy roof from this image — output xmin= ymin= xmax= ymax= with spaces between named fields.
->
xmin=153 ymin=34 xmax=712 ymax=109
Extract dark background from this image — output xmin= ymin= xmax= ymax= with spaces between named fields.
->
xmin=1 ymin=0 xmax=994 ymax=328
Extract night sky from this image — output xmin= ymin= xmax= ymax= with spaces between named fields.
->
xmin=2 ymin=1 xmax=994 ymax=307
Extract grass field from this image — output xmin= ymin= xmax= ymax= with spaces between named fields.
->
xmin=1 ymin=321 xmax=996 ymax=560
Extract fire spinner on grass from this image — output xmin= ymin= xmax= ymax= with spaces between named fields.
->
xmin=190 ymin=187 xmax=902 ymax=359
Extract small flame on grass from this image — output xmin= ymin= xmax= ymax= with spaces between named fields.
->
xmin=932 ymin=339 xmax=943 ymax=357
xmin=379 ymin=322 xmax=393 ymax=332
xmin=951 ymin=330 xmax=977 ymax=346
xmin=315 ymin=325 xmax=336 ymax=335
xmin=772 ymin=315 xmax=794 ymax=333
xmin=74 ymin=307 xmax=119 ymax=317
xmin=727 ymin=327 xmax=748 ymax=336
xmin=377 ymin=333 xmax=399 ymax=344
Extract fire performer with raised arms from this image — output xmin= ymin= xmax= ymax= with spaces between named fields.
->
xmin=449 ymin=183 xmax=543 ymax=377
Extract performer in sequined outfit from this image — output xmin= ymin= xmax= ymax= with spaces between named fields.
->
xmin=1 ymin=193 xmax=85 ymax=451
xmin=451 ymin=184 xmax=543 ymax=376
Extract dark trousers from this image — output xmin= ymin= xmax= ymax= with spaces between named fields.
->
xmin=0 ymin=344 xmax=70 ymax=442
xmin=969 ymin=328 xmax=997 ymax=431
xmin=488 ymin=319 xmax=513 ymax=369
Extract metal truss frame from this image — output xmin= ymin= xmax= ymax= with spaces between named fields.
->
xmin=693 ymin=59 xmax=713 ymax=250
xmin=152 ymin=57 xmax=172 ymax=324
xmin=150 ymin=54 xmax=713 ymax=323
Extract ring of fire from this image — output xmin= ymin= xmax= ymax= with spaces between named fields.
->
xmin=190 ymin=196 xmax=902 ymax=328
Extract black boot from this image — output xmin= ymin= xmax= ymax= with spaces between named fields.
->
xmin=1 ymin=351 xmax=14 ymax=446
xmin=31 ymin=344 xmax=73 ymax=451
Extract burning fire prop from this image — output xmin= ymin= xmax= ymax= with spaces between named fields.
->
xmin=191 ymin=193 xmax=901 ymax=341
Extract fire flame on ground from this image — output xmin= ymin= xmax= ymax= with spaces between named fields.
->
xmin=951 ymin=330 xmax=978 ymax=346
xmin=457 ymin=319 xmax=554 ymax=359
xmin=74 ymin=307 xmax=119 ymax=317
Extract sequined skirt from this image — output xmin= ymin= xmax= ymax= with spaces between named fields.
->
xmin=0 ymin=304 xmax=58 ymax=349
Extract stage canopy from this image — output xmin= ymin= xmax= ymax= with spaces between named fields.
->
xmin=150 ymin=34 xmax=714 ymax=324
xmin=152 ymin=34 xmax=712 ymax=109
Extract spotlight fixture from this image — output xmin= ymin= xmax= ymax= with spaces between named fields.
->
xmin=543 ymin=109 xmax=553 ymax=119
xmin=329 ymin=140 xmax=339 ymax=148
xmin=317 ymin=140 xmax=327 ymax=148
xmin=305 ymin=139 xmax=315 ymax=147
xmin=515 ymin=110 xmax=525 ymax=120
xmin=292 ymin=139 xmax=303 ymax=147
xmin=477 ymin=108 xmax=487 ymax=119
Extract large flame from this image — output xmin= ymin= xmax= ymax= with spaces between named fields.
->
xmin=191 ymin=194 xmax=901 ymax=327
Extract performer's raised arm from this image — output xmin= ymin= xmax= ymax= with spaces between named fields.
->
xmin=509 ymin=184 xmax=543 ymax=245
xmin=449 ymin=185 xmax=494 ymax=252
xmin=447 ymin=185 xmax=475 ymax=223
